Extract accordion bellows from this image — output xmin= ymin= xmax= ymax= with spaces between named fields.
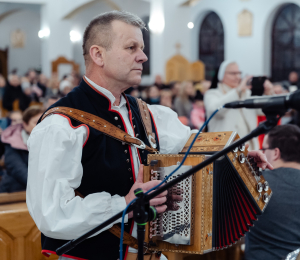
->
xmin=143 ymin=131 xmax=272 ymax=254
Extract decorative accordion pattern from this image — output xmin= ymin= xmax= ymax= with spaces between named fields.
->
xmin=149 ymin=165 xmax=194 ymax=245
xmin=143 ymin=132 xmax=272 ymax=254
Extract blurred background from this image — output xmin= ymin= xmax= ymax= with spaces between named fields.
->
xmin=1 ymin=0 xmax=300 ymax=259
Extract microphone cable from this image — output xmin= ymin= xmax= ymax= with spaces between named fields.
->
xmin=119 ymin=107 xmax=222 ymax=260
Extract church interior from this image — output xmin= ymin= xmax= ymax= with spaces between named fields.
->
xmin=1 ymin=0 xmax=300 ymax=260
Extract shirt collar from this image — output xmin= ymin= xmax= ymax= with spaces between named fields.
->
xmin=84 ymin=76 xmax=126 ymax=108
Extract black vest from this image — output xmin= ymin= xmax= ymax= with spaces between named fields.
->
xmin=40 ymin=78 xmax=160 ymax=260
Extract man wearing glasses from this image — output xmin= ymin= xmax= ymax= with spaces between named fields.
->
xmin=245 ymin=124 xmax=300 ymax=260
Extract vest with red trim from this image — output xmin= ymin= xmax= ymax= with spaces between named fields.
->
xmin=39 ymin=78 xmax=160 ymax=260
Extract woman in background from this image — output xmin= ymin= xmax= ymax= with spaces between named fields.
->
xmin=0 ymin=106 xmax=44 ymax=192
xmin=204 ymin=60 xmax=273 ymax=150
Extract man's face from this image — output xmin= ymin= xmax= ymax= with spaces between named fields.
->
xmin=262 ymin=135 xmax=277 ymax=166
xmin=103 ymin=21 xmax=148 ymax=87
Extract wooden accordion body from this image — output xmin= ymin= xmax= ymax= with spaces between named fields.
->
xmin=143 ymin=131 xmax=272 ymax=254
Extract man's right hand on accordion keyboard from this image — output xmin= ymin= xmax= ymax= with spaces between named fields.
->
xmin=246 ymin=144 xmax=274 ymax=170
xmin=125 ymin=164 xmax=168 ymax=219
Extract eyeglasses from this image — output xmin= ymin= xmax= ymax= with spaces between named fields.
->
xmin=225 ymin=71 xmax=242 ymax=76
xmin=260 ymin=147 xmax=275 ymax=152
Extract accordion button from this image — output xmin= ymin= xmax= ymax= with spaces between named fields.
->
xmin=124 ymin=150 xmax=127 ymax=154
xmin=136 ymin=133 xmax=139 ymax=137
xmin=128 ymin=168 xmax=131 ymax=171
xmin=115 ymin=117 xmax=118 ymax=120
xmin=239 ymin=143 xmax=245 ymax=151
xmin=233 ymin=147 xmax=238 ymax=153
xmin=263 ymin=181 xmax=269 ymax=191
xmin=130 ymin=177 xmax=133 ymax=180
xmin=126 ymin=159 xmax=130 ymax=163
xmin=118 ymin=125 xmax=121 ymax=128
xmin=257 ymin=182 xmax=263 ymax=193
xmin=239 ymin=154 xmax=245 ymax=163
xmin=263 ymin=193 xmax=270 ymax=203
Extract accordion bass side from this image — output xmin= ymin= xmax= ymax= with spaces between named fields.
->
xmin=143 ymin=131 xmax=272 ymax=254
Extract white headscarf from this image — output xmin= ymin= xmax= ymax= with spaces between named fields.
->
xmin=218 ymin=60 xmax=236 ymax=81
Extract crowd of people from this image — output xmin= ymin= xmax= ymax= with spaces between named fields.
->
xmin=0 ymin=62 xmax=299 ymax=193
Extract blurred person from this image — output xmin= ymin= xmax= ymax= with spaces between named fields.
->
xmin=0 ymin=111 xmax=23 ymax=135
xmin=37 ymin=73 xmax=48 ymax=97
xmin=59 ymin=79 xmax=73 ymax=97
xmin=46 ymin=72 xmax=60 ymax=97
xmin=273 ymin=82 xmax=289 ymax=94
xmin=44 ymin=95 xmax=60 ymax=109
xmin=204 ymin=60 xmax=274 ymax=150
xmin=190 ymin=90 xmax=205 ymax=129
xmin=0 ymin=106 xmax=44 ymax=192
xmin=245 ymin=125 xmax=300 ymax=260
xmin=170 ymin=81 xmax=181 ymax=99
xmin=154 ymin=74 xmax=167 ymax=89
xmin=9 ymin=111 xmax=23 ymax=126
xmin=0 ymin=74 xmax=6 ymax=99
xmin=146 ymin=85 xmax=160 ymax=105
xmin=2 ymin=74 xmax=31 ymax=111
xmin=173 ymin=80 xmax=196 ymax=120
xmin=159 ymin=89 xmax=173 ymax=109
xmin=288 ymin=71 xmax=300 ymax=89
xmin=71 ymin=71 xmax=82 ymax=87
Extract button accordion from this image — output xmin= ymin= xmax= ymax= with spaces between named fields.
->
xmin=143 ymin=131 xmax=272 ymax=254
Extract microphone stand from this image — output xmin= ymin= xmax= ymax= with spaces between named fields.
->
xmin=56 ymin=107 xmax=286 ymax=260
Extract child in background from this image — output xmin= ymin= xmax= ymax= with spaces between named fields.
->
xmin=190 ymin=90 xmax=205 ymax=129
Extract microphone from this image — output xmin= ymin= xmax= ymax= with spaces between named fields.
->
xmin=224 ymin=90 xmax=300 ymax=111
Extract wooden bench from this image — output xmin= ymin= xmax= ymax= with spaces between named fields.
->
xmin=0 ymin=192 xmax=58 ymax=260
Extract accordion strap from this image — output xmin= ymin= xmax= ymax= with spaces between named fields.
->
xmin=74 ymin=190 xmax=139 ymax=249
xmin=41 ymin=107 xmax=157 ymax=153
xmin=135 ymin=98 xmax=157 ymax=149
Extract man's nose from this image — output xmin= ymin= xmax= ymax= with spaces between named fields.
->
xmin=137 ymin=49 xmax=148 ymax=63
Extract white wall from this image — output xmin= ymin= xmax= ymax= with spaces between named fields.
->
xmin=0 ymin=9 xmax=41 ymax=76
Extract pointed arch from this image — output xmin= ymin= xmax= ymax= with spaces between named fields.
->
xmin=199 ymin=12 xmax=224 ymax=80
xmin=272 ymin=3 xmax=300 ymax=81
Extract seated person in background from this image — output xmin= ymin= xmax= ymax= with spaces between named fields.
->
xmin=159 ymin=88 xmax=173 ymax=109
xmin=0 ymin=106 xmax=44 ymax=193
xmin=0 ymin=74 xmax=6 ymax=99
xmin=2 ymin=74 xmax=31 ymax=112
xmin=245 ymin=124 xmax=300 ymax=260
xmin=174 ymin=80 xmax=196 ymax=120
xmin=59 ymin=78 xmax=73 ymax=97
xmin=146 ymin=85 xmax=161 ymax=105
xmin=44 ymin=95 xmax=60 ymax=109
xmin=190 ymin=90 xmax=205 ymax=129
xmin=204 ymin=60 xmax=274 ymax=150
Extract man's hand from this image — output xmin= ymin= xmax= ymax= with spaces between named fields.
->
xmin=246 ymin=144 xmax=274 ymax=170
xmin=125 ymin=165 xmax=167 ymax=218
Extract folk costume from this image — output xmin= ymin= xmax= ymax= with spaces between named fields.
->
xmin=26 ymin=77 xmax=191 ymax=260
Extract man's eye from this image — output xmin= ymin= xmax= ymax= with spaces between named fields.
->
xmin=129 ymin=46 xmax=135 ymax=50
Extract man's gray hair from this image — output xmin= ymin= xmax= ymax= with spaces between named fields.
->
xmin=82 ymin=10 xmax=146 ymax=59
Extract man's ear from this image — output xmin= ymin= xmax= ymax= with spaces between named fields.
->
xmin=89 ymin=45 xmax=105 ymax=67
xmin=273 ymin=147 xmax=281 ymax=161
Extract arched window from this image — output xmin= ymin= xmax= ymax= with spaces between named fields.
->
xmin=199 ymin=12 xmax=224 ymax=80
xmin=272 ymin=4 xmax=300 ymax=81
xmin=142 ymin=16 xmax=150 ymax=76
